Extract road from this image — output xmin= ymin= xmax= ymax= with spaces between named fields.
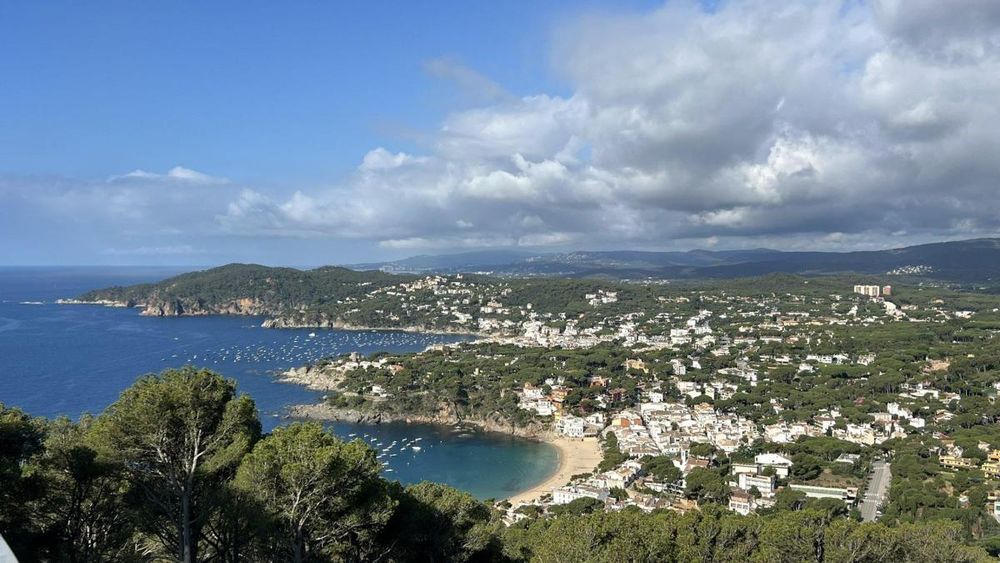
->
xmin=860 ymin=460 xmax=891 ymax=522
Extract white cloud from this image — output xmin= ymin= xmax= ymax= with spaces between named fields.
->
xmin=359 ymin=148 xmax=425 ymax=172
xmin=212 ymin=0 xmax=1000 ymax=251
xmin=14 ymin=1 xmax=1000 ymax=256
xmin=109 ymin=166 xmax=229 ymax=185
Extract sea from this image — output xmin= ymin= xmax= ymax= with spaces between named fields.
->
xmin=0 ymin=266 xmax=558 ymax=500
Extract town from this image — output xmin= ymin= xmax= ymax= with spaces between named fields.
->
xmin=280 ymin=273 xmax=1000 ymax=541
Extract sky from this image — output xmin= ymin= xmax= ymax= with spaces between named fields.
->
xmin=2 ymin=0 xmax=1000 ymax=266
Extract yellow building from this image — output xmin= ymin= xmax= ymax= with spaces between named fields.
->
xmin=982 ymin=450 xmax=1000 ymax=478
xmin=940 ymin=455 xmax=978 ymax=470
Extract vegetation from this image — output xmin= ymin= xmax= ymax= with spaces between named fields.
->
xmin=0 ymin=367 xmax=991 ymax=561
xmin=502 ymin=506 xmax=988 ymax=562
xmin=53 ymin=270 xmax=1000 ymax=559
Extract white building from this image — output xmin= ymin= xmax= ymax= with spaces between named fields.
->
xmin=755 ymin=453 xmax=793 ymax=477
xmin=556 ymin=415 xmax=586 ymax=438
xmin=552 ymin=484 xmax=609 ymax=505
xmin=853 ymin=285 xmax=881 ymax=298
xmin=738 ymin=473 xmax=776 ymax=496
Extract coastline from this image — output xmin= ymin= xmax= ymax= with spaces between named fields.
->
xmin=288 ymin=402 xmax=552 ymax=439
xmin=288 ymin=402 xmax=602 ymax=504
xmin=506 ymin=437 xmax=603 ymax=505
xmin=261 ymin=317 xmax=492 ymax=338
xmin=64 ymin=295 xmax=601 ymax=503
xmin=60 ymin=299 xmax=494 ymax=339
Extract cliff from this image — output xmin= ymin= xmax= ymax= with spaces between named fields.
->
xmin=137 ymin=296 xmax=275 ymax=317
xmin=288 ymin=402 xmax=555 ymax=441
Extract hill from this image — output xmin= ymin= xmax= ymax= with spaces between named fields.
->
xmin=76 ymin=263 xmax=413 ymax=318
xmin=348 ymin=238 xmax=1000 ymax=283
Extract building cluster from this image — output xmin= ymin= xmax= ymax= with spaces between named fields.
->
xmin=586 ymin=290 xmax=619 ymax=306
xmin=344 ymin=277 xmax=941 ymax=358
xmin=853 ymin=284 xmax=892 ymax=297
xmin=726 ymin=453 xmax=794 ymax=514
xmin=325 ymin=278 xmax=986 ymax=522
xmin=939 ymin=444 xmax=1000 ymax=478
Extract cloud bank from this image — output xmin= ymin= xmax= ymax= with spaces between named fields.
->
xmin=5 ymin=0 xmax=1000 ymax=261
xmin=213 ymin=0 xmax=1000 ymax=251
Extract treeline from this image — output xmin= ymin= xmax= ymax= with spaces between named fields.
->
xmin=77 ymin=264 xmax=409 ymax=314
xmin=503 ymin=506 xmax=990 ymax=562
xmin=0 ymin=368 xmax=501 ymax=562
xmin=0 ymin=367 xmax=991 ymax=562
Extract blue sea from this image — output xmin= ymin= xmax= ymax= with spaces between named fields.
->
xmin=0 ymin=266 xmax=557 ymax=500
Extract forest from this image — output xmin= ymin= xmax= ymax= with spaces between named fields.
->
xmin=0 ymin=367 xmax=992 ymax=562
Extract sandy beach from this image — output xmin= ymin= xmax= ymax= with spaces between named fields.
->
xmin=507 ymin=436 xmax=603 ymax=505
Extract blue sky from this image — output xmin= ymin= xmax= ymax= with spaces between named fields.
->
xmin=1 ymin=1 xmax=583 ymax=182
xmin=2 ymin=1 xmax=1000 ymax=266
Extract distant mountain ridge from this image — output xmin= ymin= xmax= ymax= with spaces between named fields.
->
xmin=348 ymin=238 xmax=1000 ymax=283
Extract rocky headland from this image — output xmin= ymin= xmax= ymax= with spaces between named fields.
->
xmin=288 ymin=402 xmax=554 ymax=441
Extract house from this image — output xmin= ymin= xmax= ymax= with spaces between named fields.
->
xmin=609 ymin=388 xmax=630 ymax=403
xmin=940 ymin=455 xmax=978 ymax=470
xmin=682 ymin=457 xmax=711 ymax=475
xmin=611 ymin=411 xmax=643 ymax=427
xmin=521 ymin=383 xmax=544 ymax=401
xmin=627 ymin=493 xmax=672 ymax=513
xmin=594 ymin=462 xmax=641 ymax=490
xmin=834 ymin=453 xmax=861 ymax=465
xmin=738 ymin=474 xmax=776 ymax=497
xmin=556 ymin=416 xmax=586 ymax=438
xmin=755 ymin=453 xmax=793 ymax=478
xmin=519 ymin=399 xmax=555 ymax=417
xmin=988 ymin=491 xmax=1000 ymax=522
xmin=552 ymin=484 xmax=609 ymax=505
xmin=983 ymin=450 xmax=1000 ymax=478
xmin=731 ymin=462 xmax=759 ymax=476
xmin=550 ymin=387 xmax=569 ymax=404
xmin=729 ymin=488 xmax=754 ymax=516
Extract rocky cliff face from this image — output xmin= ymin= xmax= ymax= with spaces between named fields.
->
xmin=261 ymin=315 xmax=338 ymax=328
xmin=289 ymin=402 xmax=554 ymax=440
xmin=138 ymin=296 xmax=275 ymax=317
xmin=139 ymin=299 xmax=192 ymax=316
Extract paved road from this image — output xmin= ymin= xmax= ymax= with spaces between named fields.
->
xmin=860 ymin=460 xmax=891 ymax=522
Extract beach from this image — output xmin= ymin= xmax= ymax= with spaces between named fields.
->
xmin=507 ymin=436 xmax=603 ymax=505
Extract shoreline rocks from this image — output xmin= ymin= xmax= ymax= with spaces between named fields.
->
xmin=62 ymin=298 xmax=491 ymax=338
xmin=56 ymin=298 xmax=131 ymax=307
xmin=288 ymin=403 xmax=554 ymax=441
xmin=260 ymin=316 xmax=486 ymax=337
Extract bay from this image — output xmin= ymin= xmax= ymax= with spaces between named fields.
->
xmin=0 ymin=266 xmax=558 ymax=500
